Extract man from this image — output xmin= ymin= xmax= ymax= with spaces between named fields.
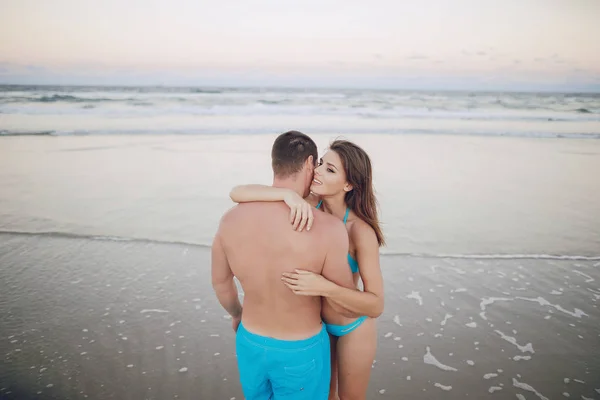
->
xmin=211 ymin=130 xmax=355 ymax=399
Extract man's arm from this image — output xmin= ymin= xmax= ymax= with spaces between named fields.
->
xmin=320 ymin=221 xmax=358 ymax=318
xmin=211 ymin=231 xmax=242 ymax=320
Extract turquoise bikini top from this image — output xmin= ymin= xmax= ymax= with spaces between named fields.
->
xmin=316 ymin=200 xmax=359 ymax=274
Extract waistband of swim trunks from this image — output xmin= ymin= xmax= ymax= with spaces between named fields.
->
xmin=237 ymin=322 xmax=325 ymax=350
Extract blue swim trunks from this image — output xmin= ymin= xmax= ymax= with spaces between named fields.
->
xmin=236 ymin=322 xmax=331 ymax=400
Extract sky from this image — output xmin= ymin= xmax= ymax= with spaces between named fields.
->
xmin=1 ymin=0 xmax=599 ymax=90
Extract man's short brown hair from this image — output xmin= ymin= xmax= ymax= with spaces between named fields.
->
xmin=271 ymin=131 xmax=318 ymax=177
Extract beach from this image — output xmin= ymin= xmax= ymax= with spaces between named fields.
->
xmin=3 ymin=0 xmax=600 ymax=394
xmin=1 ymin=131 xmax=599 ymax=399
xmin=1 ymin=234 xmax=599 ymax=399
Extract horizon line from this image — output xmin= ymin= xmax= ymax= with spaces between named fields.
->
xmin=1 ymin=82 xmax=600 ymax=95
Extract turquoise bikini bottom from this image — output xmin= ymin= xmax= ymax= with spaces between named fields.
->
xmin=324 ymin=316 xmax=367 ymax=337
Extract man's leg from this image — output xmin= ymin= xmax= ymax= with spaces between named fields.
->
xmin=236 ymin=324 xmax=272 ymax=400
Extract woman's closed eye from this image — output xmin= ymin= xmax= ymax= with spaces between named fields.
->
xmin=319 ymin=158 xmax=335 ymax=173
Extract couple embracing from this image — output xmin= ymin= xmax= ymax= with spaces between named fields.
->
xmin=211 ymin=130 xmax=385 ymax=400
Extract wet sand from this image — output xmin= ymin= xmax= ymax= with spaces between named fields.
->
xmin=1 ymin=233 xmax=599 ymax=399
xmin=1 ymin=134 xmax=599 ymax=256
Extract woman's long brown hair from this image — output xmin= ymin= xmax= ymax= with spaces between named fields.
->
xmin=329 ymin=140 xmax=385 ymax=247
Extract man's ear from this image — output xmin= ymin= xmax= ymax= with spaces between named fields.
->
xmin=306 ymin=155 xmax=314 ymax=168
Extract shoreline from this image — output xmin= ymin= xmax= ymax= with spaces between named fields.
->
xmin=2 ymin=230 xmax=600 ymax=260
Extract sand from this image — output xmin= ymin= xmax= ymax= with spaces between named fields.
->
xmin=1 ymin=233 xmax=599 ymax=399
xmin=1 ymin=133 xmax=599 ymax=398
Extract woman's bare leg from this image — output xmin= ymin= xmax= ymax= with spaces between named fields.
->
xmin=336 ymin=318 xmax=377 ymax=400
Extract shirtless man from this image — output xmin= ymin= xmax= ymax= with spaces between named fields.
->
xmin=211 ymin=130 xmax=355 ymax=400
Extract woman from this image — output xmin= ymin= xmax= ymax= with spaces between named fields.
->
xmin=230 ymin=139 xmax=385 ymax=400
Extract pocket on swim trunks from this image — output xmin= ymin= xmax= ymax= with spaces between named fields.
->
xmin=271 ymin=359 xmax=321 ymax=398
xmin=283 ymin=359 xmax=316 ymax=377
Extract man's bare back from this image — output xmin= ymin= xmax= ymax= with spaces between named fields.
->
xmin=217 ymin=201 xmax=353 ymax=340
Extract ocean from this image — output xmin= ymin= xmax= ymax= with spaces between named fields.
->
xmin=1 ymin=85 xmax=599 ymax=399
xmin=2 ymin=85 xmax=600 ymax=138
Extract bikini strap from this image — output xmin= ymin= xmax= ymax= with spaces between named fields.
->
xmin=316 ymin=201 xmax=349 ymax=224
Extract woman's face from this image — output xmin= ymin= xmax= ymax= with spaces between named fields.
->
xmin=310 ymin=150 xmax=350 ymax=196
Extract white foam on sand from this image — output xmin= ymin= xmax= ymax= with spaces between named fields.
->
xmin=489 ymin=386 xmax=502 ymax=393
xmin=140 ymin=309 xmax=169 ymax=314
xmin=517 ymin=296 xmax=588 ymax=318
xmin=466 ymin=360 xmax=475 ymax=366
xmin=393 ymin=315 xmax=402 ymax=326
xmin=434 ymin=383 xmax=452 ymax=391
xmin=573 ymin=270 xmax=594 ymax=283
xmin=466 ymin=322 xmax=477 ymax=328
xmin=384 ymin=332 xmax=393 ymax=338
xmin=513 ymin=355 xmax=532 ymax=361
xmin=424 ymin=347 xmax=458 ymax=371
xmin=513 ymin=378 xmax=549 ymax=400
xmin=495 ymin=330 xmax=534 ymax=353
xmin=454 ymin=288 xmax=467 ymax=293
xmin=441 ymin=314 xmax=452 ymax=326
xmin=484 ymin=373 xmax=498 ymax=379
xmin=407 ymin=291 xmax=423 ymax=306
xmin=480 ymin=297 xmax=513 ymax=320
xmin=516 ymin=395 xmax=526 ymax=400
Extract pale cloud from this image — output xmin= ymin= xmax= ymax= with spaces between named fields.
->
xmin=406 ymin=54 xmax=429 ymax=60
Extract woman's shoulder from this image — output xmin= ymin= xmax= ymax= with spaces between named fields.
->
xmin=348 ymin=217 xmax=378 ymax=247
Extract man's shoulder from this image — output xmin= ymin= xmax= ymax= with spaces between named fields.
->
xmin=313 ymin=211 xmax=347 ymax=236
xmin=220 ymin=202 xmax=287 ymax=224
